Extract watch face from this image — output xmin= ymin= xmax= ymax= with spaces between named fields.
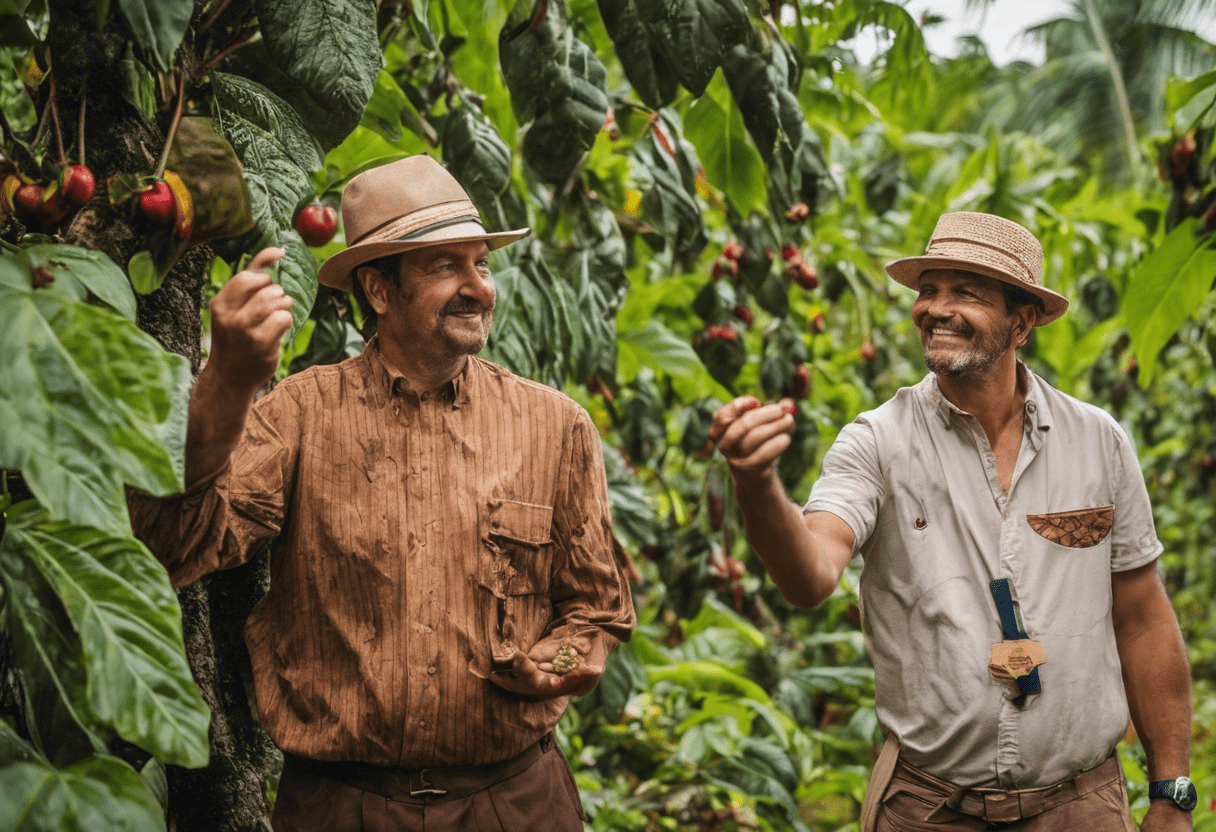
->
xmin=1176 ymin=777 xmax=1198 ymax=812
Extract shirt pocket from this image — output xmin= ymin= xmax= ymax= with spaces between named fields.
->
xmin=1021 ymin=505 xmax=1114 ymax=636
xmin=1026 ymin=506 xmax=1114 ymax=549
xmin=485 ymin=499 xmax=553 ymax=596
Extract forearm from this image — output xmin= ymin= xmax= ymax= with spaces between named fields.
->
xmin=1117 ymin=611 xmax=1192 ymax=779
xmin=731 ymin=467 xmax=840 ymax=607
xmin=185 ymin=362 xmax=257 ymax=486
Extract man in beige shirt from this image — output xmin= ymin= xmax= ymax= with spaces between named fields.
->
xmin=710 ymin=212 xmax=1193 ymax=831
xmin=133 ymin=156 xmax=635 ymax=831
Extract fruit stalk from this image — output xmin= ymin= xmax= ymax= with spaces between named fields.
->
xmin=154 ymin=71 xmax=188 ymax=178
xmin=48 ymin=71 xmax=66 ymax=164
xmin=76 ymin=83 xmax=87 ymax=165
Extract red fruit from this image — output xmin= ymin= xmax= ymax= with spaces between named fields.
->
xmin=731 ymin=304 xmax=754 ymax=327
xmin=13 ymin=183 xmax=42 ymax=221
xmin=791 ymin=364 xmax=810 ymax=399
xmin=705 ymin=324 xmax=738 ymax=342
xmin=780 ymin=244 xmax=802 ymax=264
xmin=59 ymin=164 xmax=95 ymax=208
xmin=1170 ymin=134 xmax=1195 ymax=178
xmin=138 ymin=180 xmax=177 ymax=227
xmin=790 ymin=262 xmax=818 ymax=290
xmin=586 ymin=376 xmax=614 ymax=402
xmin=810 ymin=312 xmax=827 ymax=333
xmin=295 ymin=201 xmax=338 ymax=247
xmin=784 ymin=202 xmax=810 ymax=222
xmin=722 ymin=241 xmax=745 ymax=260
xmin=712 ymin=255 xmax=739 ymax=280
xmin=38 ymin=187 xmax=70 ymax=225
xmin=860 ymin=339 xmax=878 ymax=363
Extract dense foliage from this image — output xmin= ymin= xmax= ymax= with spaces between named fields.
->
xmin=1 ymin=0 xmax=1215 ymax=830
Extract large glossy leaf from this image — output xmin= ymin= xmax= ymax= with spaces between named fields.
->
xmin=250 ymin=0 xmax=381 ymax=151
xmin=596 ymin=0 xmax=679 ymax=108
xmin=442 ymin=106 xmax=513 ymax=215
xmin=1124 ymin=218 xmax=1216 ymax=386
xmin=165 ymin=116 xmax=257 ymax=247
xmin=0 ymin=285 xmax=190 ymax=532
xmin=24 ymin=245 xmax=137 ymax=322
xmin=0 ymin=722 xmax=165 ymax=832
xmin=617 ymin=320 xmax=702 ymax=382
xmin=212 ymin=71 xmax=324 ymax=170
xmin=635 ymin=0 xmax=751 ymax=99
xmin=685 ymin=73 xmax=768 ymax=217
xmin=4 ymin=502 xmax=210 ymax=767
xmin=112 ymin=0 xmax=191 ymax=71
xmin=359 ymin=69 xmax=412 ymax=142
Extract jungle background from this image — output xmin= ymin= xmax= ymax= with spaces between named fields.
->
xmin=1 ymin=0 xmax=1215 ymax=829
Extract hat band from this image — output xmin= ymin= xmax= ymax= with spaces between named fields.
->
xmin=926 ymin=236 xmax=1038 ymax=285
xmin=352 ymin=201 xmax=482 ymax=245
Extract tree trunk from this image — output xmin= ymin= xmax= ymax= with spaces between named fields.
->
xmin=46 ymin=6 xmax=277 ymax=829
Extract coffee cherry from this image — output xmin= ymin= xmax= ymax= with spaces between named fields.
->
xmin=790 ymin=262 xmax=818 ymax=290
xmin=780 ymin=244 xmax=801 ymax=264
xmin=294 ymin=201 xmax=339 ymax=247
xmin=722 ymin=241 xmax=745 ymax=260
xmin=138 ymin=180 xmax=177 ymax=228
xmin=784 ymin=202 xmax=810 ymax=222
xmin=860 ymin=339 xmax=878 ymax=363
xmin=13 ymin=183 xmax=42 ymax=222
xmin=712 ymin=255 xmax=738 ymax=280
xmin=791 ymin=364 xmax=810 ymax=399
xmin=1170 ymin=134 xmax=1195 ymax=178
xmin=59 ymin=164 xmax=95 ymax=208
xmin=731 ymin=304 xmax=754 ymax=327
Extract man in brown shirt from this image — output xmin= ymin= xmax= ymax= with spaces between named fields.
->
xmin=132 ymin=156 xmax=635 ymax=831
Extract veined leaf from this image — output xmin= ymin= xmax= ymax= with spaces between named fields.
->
xmin=112 ymin=0 xmax=190 ymax=72
xmin=271 ymin=230 xmax=320 ymax=342
xmin=617 ymin=320 xmax=701 ymax=381
xmin=647 ymin=660 xmax=772 ymax=704
xmin=4 ymin=502 xmax=210 ymax=767
xmin=596 ymin=0 xmax=679 ymax=108
xmin=0 ymin=722 xmax=165 ymax=832
xmin=0 ymin=287 xmax=190 ymax=532
xmin=213 ymin=104 xmax=315 ymax=233
xmin=250 ymin=0 xmax=381 ymax=151
xmin=359 ymin=69 xmax=412 ymax=142
xmin=24 ymin=245 xmax=137 ymax=322
xmin=1124 ymin=218 xmax=1216 ymax=386
xmin=442 ymin=106 xmax=515 ymax=227
xmin=685 ymin=73 xmax=768 ymax=217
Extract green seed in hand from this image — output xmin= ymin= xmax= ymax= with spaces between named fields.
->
xmin=552 ymin=645 xmax=581 ymax=675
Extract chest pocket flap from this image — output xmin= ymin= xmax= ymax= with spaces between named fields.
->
xmin=488 ymin=499 xmax=553 ymax=547
xmin=1026 ymin=505 xmax=1114 ymax=549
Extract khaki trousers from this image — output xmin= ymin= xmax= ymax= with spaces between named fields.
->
xmin=861 ymin=737 xmax=1136 ymax=832
xmin=270 ymin=740 xmax=585 ymax=832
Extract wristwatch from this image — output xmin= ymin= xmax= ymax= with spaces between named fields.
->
xmin=1148 ymin=776 xmax=1198 ymax=811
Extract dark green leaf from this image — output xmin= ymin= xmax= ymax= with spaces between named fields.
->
xmin=250 ymin=0 xmax=381 ymax=151
xmin=112 ymin=0 xmax=191 ymax=71
xmin=0 ymin=722 xmax=166 ymax=832
xmin=596 ymin=0 xmax=679 ymax=108
xmin=442 ymin=107 xmax=515 ymax=226
xmin=0 ymin=285 xmax=190 ymax=532
xmin=4 ymin=502 xmax=211 ymax=767
xmin=270 ymin=231 xmax=319 ymax=342
xmin=212 ymin=71 xmax=324 ymax=171
xmin=166 ymin=116 xmax=258 ymax=247
xmin=359 ymin=69 xmax=411 ymax=142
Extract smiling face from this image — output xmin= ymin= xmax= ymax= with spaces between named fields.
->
xmin=358 ymin=239 xmax=496 ymax=368
xmin=912 ymin=269 xmax=1034 ymax=378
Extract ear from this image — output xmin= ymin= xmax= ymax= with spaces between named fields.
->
xmin=1013 ymin=305 xmax=1038 ymax=348
xmin=356 ymin=266 xmax=390 ymax=316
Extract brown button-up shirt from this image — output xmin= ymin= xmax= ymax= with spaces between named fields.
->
xmin=131 ymin=343 xmax=635 ymax=767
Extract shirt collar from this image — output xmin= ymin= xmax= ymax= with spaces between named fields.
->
xmin=364 ymin=336 xmax=472 ymax=409
xmin=924 ymin=361 xmax=1052 ymax=434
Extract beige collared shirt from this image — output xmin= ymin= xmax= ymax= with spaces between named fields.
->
xmin=804 ymin=366 xmax=1162 ymax=788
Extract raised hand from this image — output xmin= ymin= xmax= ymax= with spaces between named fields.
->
xmin=708 ymin=395 xmax=796 ymax=475
xmin=207 ymin=247 xmax=293 ymax=398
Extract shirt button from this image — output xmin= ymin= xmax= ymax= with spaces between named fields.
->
xmin=419 ymin=719 xmax=426 ymax=727
xmin=1026 ymin=401 xmax=1036 ymax=413
xmin=427 ymin=665 xmax=436 ymax=675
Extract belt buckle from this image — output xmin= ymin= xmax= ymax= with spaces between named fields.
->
xmin=409 ymin=769 xmax=448 ymax=798
xmin=982 ymin=791 xmax=1022 ymax=824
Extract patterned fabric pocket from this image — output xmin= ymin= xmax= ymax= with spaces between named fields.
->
xmin=1025 ymin=505 xmax=1114 ymax=548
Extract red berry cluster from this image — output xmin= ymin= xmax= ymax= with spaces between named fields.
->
xmin=781 ymin=244 xmax=817 ymax=289
xmin=704 ymin=323 xmax=738 ymax=342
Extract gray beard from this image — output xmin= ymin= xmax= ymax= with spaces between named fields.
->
xmin=922 ymin=318 xmax=1014 ymax=377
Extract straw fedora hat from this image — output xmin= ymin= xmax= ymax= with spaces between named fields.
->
xmin=317 ymin=155 xmax=530 ymax=291
xmin=885 ymin=212 xmax=1068 ymax=325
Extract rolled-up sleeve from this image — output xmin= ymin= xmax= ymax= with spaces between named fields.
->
xmin=802 ymin=416 xmax=885 ymax=554
xmin=129 ymin=387 xmax=300 ymax=588
xmin=545 ymin=408 xmax=636 ymax=651
xmin=1107 ymin=418 xmax=1163 ymax=572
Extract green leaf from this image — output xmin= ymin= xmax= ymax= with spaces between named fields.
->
xmin=126 ymin=250 xmax=164 ymax=296
xmin=270 ymin=230 xmax=320 ymax=342
xmin=4 ymin=502 xmax=211 ymax=767
xmin=647 ymin=661 xmax=772 ymax=704
xmin=112 ymin=0 xmax=191 ymax=71
xmin=684 ymin=73 xmax=768 ymax=217
xmin=250 ymin=0 xmax=382 ymax=151
xmin=641 ymin=0 xmax=751 ymax=98
xmin=165 ymin=116 xmax=257 ymax=247
xmin=442 ymin=106 xmax=513 ymax=216
xmin=212 ymin=71 xmax=324 ymax=170
xmin=596 ymin=0 xmax=679 ymax=108
xmin=25 ymin=245 xmax=137 ymax=321
xmin=617 ymin=320 xmax=701 ymax=379
xmin=1124 ymin=218 xmax=1216 ymax=386
xmin=0 ymin=722 xmax=166 ymax=832
xmin=0 ymin=287 xmax=190 ymax=532
xmin=1165 ymin=70 xmax=1216 ymax=125
xmin=359 ymin=69 xmax=411 ymax=142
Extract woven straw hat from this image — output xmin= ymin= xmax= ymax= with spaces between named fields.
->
xmin=885 ymin=212 xmax=1068 ymax=325
xmin=317 ymin=155 xmax=530 ymax=291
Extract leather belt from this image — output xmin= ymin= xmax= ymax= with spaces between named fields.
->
xmin=891 ymin=753 xmax=1122 ymax=824
xmin=281 ymin=732 xmax=553 ymax=803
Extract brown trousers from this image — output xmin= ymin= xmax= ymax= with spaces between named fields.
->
xmin=270 ymin=740 xmax=585 ymax=832
xmin=861 ymin=738 xmax=1136 ymax=832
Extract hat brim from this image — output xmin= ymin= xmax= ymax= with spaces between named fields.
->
xmin=317 ymin=222 xmax=531 ymax=291
xmin=885 ymin=254 xmax=1069 ymax=326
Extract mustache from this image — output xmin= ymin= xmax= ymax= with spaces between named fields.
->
xmin=441 ymin=298 xmax=494 ymax=316
xmin=923 ymin=320 xmax=973 ymax=337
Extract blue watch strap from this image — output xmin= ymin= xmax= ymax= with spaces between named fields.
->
xmin=989 ymin=579 xmax=1041 ymax=694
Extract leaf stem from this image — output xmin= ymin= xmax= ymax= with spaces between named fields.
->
xmin=198 ymin=0 xmax=235 ymax=35
xmin=48 ymin=72 xmax=66 ymax=165
xmin=0 ymin=237 xmax=21 ymax=252
xmin=1186 ymin=92 xmax=1216 ymax=135
xmin=77 ymin=82 xmax=87 ymax=165
xmin=154 ymin=70 xmax=187 ymax=178
xmin=204 ymin=28 xmax=254 ymax=70
xmin=1083 ymin=0 xmax=1139 ymax=176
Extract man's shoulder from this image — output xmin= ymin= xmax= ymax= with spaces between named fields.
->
xmin=1030 ymin=372 xmax=1122 ymax=432
xmin=470 ymin=357 xmax=584 ymax=416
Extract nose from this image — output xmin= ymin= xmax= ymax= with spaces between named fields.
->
xmin=459 ymin=262 xmax=496 ymax=307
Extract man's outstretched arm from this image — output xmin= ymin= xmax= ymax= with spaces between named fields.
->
xmin=709 ymin=396 xmax=855 ymax=608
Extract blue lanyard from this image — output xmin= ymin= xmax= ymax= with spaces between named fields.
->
xmin=989 ymin=579 xmax=1041 ymax=694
